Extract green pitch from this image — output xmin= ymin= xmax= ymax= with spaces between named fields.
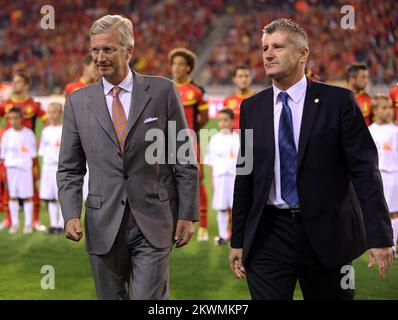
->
xmin=0 ymin=120 xmax=396 ymax=299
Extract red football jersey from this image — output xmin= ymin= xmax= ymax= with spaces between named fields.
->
xmin=0 ymin=95 xmax=47 ymax=132
xmin=65 ymin=78 xmax=89 ymax=96
xmin=175 ymin=78 xmax=208 ymax=133
xmin=223 ymin=90 xmax=255 ymax=129
xmin=390 ymin=84 xmax=398 ymax=123
xmin=355 ymin=90 xmax=372 ymax=126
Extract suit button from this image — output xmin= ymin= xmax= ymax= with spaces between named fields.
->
xmin=124 ymin=174 xmax=128 ymax=179
xmin=121 ymin=200 xmax=125 ymax=206
xmin=117 ymin=152 xmax=122 ymax=157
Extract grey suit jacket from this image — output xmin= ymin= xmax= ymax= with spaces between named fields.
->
xmin=57 ymin=71 xmax=199 ymax=255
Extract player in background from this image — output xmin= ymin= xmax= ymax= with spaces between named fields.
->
xmin=0 ymin=128 xmax=8 ymax=229
xmin=169 ymin=48 xmax=210 ymax=241
xmin=0 ymin=72 xmax=47 ymax=232
xmin=0 ymin=108 xmax=37 ymax=234
xmin=38 ymin=102 xmax=64 ymax=235
xmin=64 ymin=54 xmax=98 ymax=96
xmin=223 ymin=65 xmax=255 ymax=129
xmin=368 ymin=94 xmax=398 ymax=258
xmin=204 ymin=109 xmax=240 ymax=245
xmin=390 ymin=82 xmax=398 ymax=124
xmin=347 ymin=63 xmax=372 ymax=125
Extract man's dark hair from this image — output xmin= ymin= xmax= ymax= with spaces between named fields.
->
xmin=7 ymin=107 xmax=23 ymax=117
xmin=14 ymin=72 xmax=31 ymax=87
xmin=233 ymin=65 xmax=251 ymax=77
xmin=168 ymin=48 xmax=197 ymax=74
xmin=218 ymin=108 xmax=235 ymax=120
xmin=346 ymin=63 xmax=368 ymax=81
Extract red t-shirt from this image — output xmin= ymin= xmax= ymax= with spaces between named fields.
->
xmin=0 ymin=96 xmax=47 ymax=132
xmin=223 ymin=90 xmax=255 ymax=129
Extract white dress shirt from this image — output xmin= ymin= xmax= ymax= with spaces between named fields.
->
xmin=102 ymin=69 xmax=133 ymax=120
xmin=267 ymin=75 xmax=307 ymax=208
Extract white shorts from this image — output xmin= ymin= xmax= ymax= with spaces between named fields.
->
xmin=381 ymin=170 xmax=398 ymax=213
xmin=212 ymin=175 xmax=235 ymax=210
xmin=6 ymin=167 xmax=34 ymax=199
xmin=40 ymin=164 xmax=58 ymax=200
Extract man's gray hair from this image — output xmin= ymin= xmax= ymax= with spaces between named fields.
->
xmin=263 ymin=18 xmax=308 ymax=49
xmin=90 ymin=15 xmax=134 ymax=48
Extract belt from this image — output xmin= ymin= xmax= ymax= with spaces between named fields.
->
xmin=264 ymin=205 xmax=302 ymax=222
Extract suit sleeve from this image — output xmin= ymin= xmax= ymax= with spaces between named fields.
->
xmin=56 ymin=95 xmax=87 ymax=223
xmin=231 ymin=100 xmax=254 ymax=248
xmin=167 ymin=82 xmax=199 ymax=221
xmin=340 ymin=91 xmax=393 ymax=248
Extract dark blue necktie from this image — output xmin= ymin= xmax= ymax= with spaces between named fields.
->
xmin=278 ymin=92 xmax=299 ymax=207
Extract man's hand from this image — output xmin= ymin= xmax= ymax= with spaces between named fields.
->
xmin=368 ymin=247 xmax=394 ymax=278
xmin=65 ymin=218 xmax=83 ymax=242
xmin=174 ymin=220 xmax=195 ymax=248
xmin=229 ymin=248 xmax=246 ymax=279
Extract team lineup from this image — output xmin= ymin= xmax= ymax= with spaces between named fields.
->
xmin=0 ymin=10 xmax=397 ymax=301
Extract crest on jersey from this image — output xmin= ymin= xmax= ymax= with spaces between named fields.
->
xmin=186 ymin=90 xmax=194 ymax=101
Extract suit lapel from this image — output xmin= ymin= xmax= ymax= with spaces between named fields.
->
xmin=297 ymin=79 xmax=321 ymax=169
xmin=263 ymin=88 xmax=275 ymax=160
xmin=125 ymin=71 xmax=151 ymax=139
xmin=87 ymin=80 xmax=120 ymax=150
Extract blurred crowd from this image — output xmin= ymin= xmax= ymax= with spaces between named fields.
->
xmin=207 ymin=0 xmax=398 ymax=85
xmin=0 ymin=0 xmax=396 ymax=94
xmin=0 ymin=0 xmax=225 ymax=94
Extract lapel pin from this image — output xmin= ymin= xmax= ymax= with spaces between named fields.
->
xmin=314 ymin=98 xmax=319 ymax=103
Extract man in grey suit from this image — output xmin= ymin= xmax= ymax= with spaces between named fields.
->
xmin=57 ymin=15 xmax=199 ymax=300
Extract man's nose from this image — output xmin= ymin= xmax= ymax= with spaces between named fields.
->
xmin=97 ymin=50 xmax=106 ymax=62
xmin=265 ymin=49 xmax=275 ymax=60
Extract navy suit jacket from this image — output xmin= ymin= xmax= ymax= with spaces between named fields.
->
xmin=232 ymin=78 xmax=393 ymax=268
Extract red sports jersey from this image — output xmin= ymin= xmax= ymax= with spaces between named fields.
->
xmin=65 ymin=78 xmax=88 ymax=96
xmin=0 ymin=95 xmax=47 ymax=132
xmin=390 ymin=84 xmax=398 ymax=123
xmin=223 ymin=90 xmax=255 ymax=129
xmin=355 ymin=90 xmax=372 ymax=126
xmin=176 ymin=79 xmax=208 ymax=133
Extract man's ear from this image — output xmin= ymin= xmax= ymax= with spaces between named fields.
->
xmin=300 ymin=47 xmax=309 ymax=65
xmin=126 ymin=46 xmax=134 ymax=60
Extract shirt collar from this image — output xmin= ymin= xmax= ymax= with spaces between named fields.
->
xmin=273 ymin=75 xmax=307 ymax=105
xmin=102 ymin=69 xmax=133 ymax=96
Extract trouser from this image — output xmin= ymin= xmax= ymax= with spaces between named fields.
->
xmin=89 ymin=202 xmax=171 ymax=300
xmin=245 ymin=206 xmax=355 ymax=300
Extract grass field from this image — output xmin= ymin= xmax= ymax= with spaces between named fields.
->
xmin=0 ymin=120 xmax=397 ymax=299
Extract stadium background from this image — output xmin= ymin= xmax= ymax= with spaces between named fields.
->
xmin=0 ymin=0 xmax=397 ymax=299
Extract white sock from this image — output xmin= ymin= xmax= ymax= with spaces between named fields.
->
xmin=391 ymin=218 xmax=398 ymax=252
xmin=217 ymin=210 xmax=229 ymax=240
xmin=48 ymin=202 xmax=58 ymax=228
xmin=57 ymin=204 xmax=64 ymax=229
xmin=23 ymin=201 xmax=33 ymax=227
xmin=9 ymin=200 xmax=20 ymax=227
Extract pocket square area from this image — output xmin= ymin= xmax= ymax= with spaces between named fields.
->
xmin=144 ymin=117 xmax=158 ymax=123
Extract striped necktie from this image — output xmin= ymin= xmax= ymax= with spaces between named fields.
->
xmin=278 ymin=91 xmax=299 ymax=207
xmin=112 ymin=86 xmax=128 ymax=153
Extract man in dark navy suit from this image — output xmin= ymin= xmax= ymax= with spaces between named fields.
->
xmin=229 ymin=18 xmax=393 ymax=300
